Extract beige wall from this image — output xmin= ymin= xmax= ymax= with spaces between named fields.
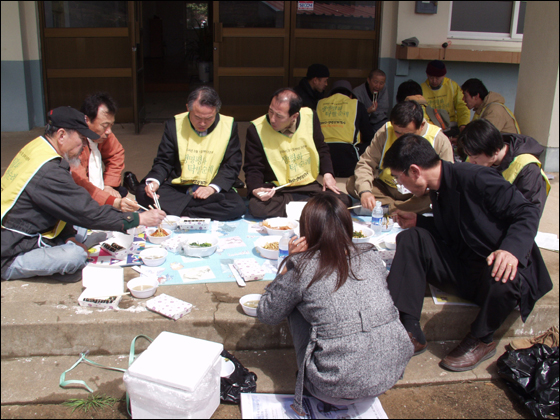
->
xmin=1 ymin=2 xmax=24 ymax=61
xmin=19 ymin=1 xmax=41 ymax=61
xmin=515 ymin=1 xmax=559 ymax=150
xmin=379 ymin=1 xmax=398 ymax=59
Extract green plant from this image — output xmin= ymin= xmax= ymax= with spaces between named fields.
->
xmin=61 ymin=393 xmax=123 ymax=413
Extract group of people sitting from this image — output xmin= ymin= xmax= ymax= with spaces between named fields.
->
xmin=0 ymin=62 xmax=552 ymax=416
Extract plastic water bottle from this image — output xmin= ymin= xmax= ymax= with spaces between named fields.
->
xmin=371 ymin=201 xmax=383 ymax=236
xmin=277 ymin=232 xmax=292 ymax=269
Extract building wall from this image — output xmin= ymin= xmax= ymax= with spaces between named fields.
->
xmin=1 ymin=1 xmax=44 ymax=132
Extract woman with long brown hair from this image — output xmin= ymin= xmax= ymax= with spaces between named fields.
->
xmin=258 ymin=193 xmax=413 ymax=416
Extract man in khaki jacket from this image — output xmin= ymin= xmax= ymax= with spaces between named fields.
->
xmin=347 ymin=101 xmax=454 ymax=214
xmin=461 ymin=79 xmax=520 ymax=134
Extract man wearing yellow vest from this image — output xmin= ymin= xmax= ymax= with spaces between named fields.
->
xmin=316 ymin=80 xmax=374 ymax=177
xmin=458 ymin=119 xmax=549 ymax=217
xmin=136 ymin=87 xmax=245 ymax=221
xmin=347 ymin=101 xmax=454 ymax=214
xmin=244 ymin=88 xmax=352 ymax=218
xmin=1 ymin=107 xmax=166 ymax=282
xmin=461 ymin=79 xmax=521 ymax=135
xmin=421 ymin=60 xmax=470 ymax=139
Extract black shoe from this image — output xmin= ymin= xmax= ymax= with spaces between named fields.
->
xmin=50 ymin=269 xmax=83 ymax=283
xmin=233 ymin=177 xmax=245 ymax=189
xmin=123 ymin=171 xmax=140 ymax=195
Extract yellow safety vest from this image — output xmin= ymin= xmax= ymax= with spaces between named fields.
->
xmin=378 ymin=122 xmax=441 ymax=188
xmin=474 ymin=103 xmax=521 ymax=134
xmin=251 ymin=108 xmax=319 ymax=187
xmin=1 ymin=137 xmax=66 ymax=239
xmin=171 ymin=112 xmax=233 ymax=186
xmin=317 ymin=94 xmax=359 ymax=145
xmin=502 ymin=153 xmax=551 ymax=195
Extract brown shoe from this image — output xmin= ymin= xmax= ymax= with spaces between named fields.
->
xmin=440 ymin=333 xmax=496 ymax=372
xmin=408 ymin=332 xmax=428 ymax=356
xmin=509 ymin=326 xmax=559 ymax=350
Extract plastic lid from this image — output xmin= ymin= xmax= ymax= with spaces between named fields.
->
xmin=127 ymin=332 xmax=223 ymax=392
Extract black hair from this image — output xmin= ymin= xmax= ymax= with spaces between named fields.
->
xmin=187 ymin=86 xmax=222 ymax=113
xmin=271 ymin=88 xmax=302 ymax=116
xmin=368 ymin=69 xmax=386 ymax=79
xmin=80 ymin=92 xmax=117 ymax=121
xmin=458 ymin=119 xmax=504 ymax=157
xmin=382 ymin=133 xmax=441 ymax=172
xmin=461 ymin=79 xmax=489 ymax=100
xmin=396 ymin=80 xmax=423 ymax=103
xmin=390 ymin=100 xmax=423 ymax=129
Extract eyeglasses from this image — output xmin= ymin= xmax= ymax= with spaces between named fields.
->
xmin=392 ymin=171 xmax=405 ymax=185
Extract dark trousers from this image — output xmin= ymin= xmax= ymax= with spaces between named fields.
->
xmin=387 ymin=227 xmax=521 ymax=339
xmin=136 ymin=182 xmax=246 ymax=221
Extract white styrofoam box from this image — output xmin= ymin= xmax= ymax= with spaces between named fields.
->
xmin=124 ymin=332 xmax=223 ymax=419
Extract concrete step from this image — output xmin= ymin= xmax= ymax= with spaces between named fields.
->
xmin=1 ymin=340 xmax=511 ymax=407
xmin=1 ymin=248 xmax=558 ymax=358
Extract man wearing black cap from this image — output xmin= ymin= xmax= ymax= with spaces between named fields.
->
xmin=1 ymin=106 xmax=166 ymax=283
xmin=421 ymin=60 xmax=470 ymax=138
xmin=294 ymin=64 xmax=330 ymax=110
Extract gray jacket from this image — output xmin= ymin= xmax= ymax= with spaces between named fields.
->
xmin=258 ymin=244 xmax=413 ymax=414
xmin=353 ymin=83 xmax=390 ymax=127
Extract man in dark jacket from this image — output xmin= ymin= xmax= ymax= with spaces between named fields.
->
xmin=458 ymin=119 xmax=550 ymax=217
xmin=382 ymin=134 xmax=552 ymax=372
xmin=293 ymin=64 xmax=329 ymax=110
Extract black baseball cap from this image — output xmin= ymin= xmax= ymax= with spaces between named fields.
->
xmin=47 ymin=106 xmax=100 ymax=140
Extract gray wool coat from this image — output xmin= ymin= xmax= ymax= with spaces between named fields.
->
xmin=258 ymin=244 xmax=413 ymax=414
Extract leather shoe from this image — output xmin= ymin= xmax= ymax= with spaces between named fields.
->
xmin=123 ymin=171 xmax=140 ymax=195
xmin=440 ymin=333 xmax=496 ymax=372
xmin=408 ymin=332 xmax=428 ymax=356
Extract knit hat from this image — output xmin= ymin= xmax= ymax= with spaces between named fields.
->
xmin=47 ymin=106 xmax=100 ymax=139
xmin=331 ymin=80 xmax=352 ymax=92
xmin=307 ymin=64 xmax=330 ymax=79
xmin=426 ymin=60 xmax=447 ymax=77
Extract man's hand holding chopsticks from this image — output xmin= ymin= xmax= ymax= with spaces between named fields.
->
xmin=138 ymin=208 xmax=167 ymax=227
xmin=145 ymin=181 xmax=160 ymax=200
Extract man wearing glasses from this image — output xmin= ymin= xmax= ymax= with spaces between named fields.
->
xmin=346 ymin=101 xmax=453 ymax=214
xmin=382 ymin=134 xmax=552 ymax=371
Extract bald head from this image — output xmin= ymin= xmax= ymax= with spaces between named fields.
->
xmin=268 ymin=88 xmax=302 ymax=132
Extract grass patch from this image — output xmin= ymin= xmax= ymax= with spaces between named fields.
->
xmin=61 ymin=393 xmax=123 ymax=413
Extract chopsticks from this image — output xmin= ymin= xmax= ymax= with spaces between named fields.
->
xmin=257 ymin=182 xmax=293 ymax=196
xmin=347 ymin=205 xmax=362 ymax=210
xmin=148 ymin=186 xmax=172 ymax=228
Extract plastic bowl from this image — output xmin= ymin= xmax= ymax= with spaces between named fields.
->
xmin=239 ymin=294 xmax=262 ymax=317
xmin=161 ymin=215 xmax=182 ymax=231
xmin=145 ymin=227 xmax=172 ymax=244
xmin=139 ymin=248 xmax=168 ymax=267
xmin=384 ymin=234 xmax=398 ymax=250
xmin=127 ymin=277 xmax=159 ymax=299
xmin=221 ymin=357 xmax=235 ymax=378
xmin=254 ymin=235 xmax=281 ymax=260
xmin=262 ymin=217 xmax=299 ymax=236
xmin=182 ymin=233 xmax=219 ymax=257
xmin=352 ymin=223 xmax=374 ymax=243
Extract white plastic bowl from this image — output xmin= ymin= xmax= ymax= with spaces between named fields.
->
xmin=240 ymin=294 xmax=262 ymax=317
xmin=221 ymin=357 xmax=235 ymax=378
xmin=262 ymin=217 xmax=299 ymax=236
xmin=384 ymin=234 xmax=398 ymax=250
xmin=145 ymin=227 xmax=172 ymax=244
xmin=127 ymin=277 xmax=159 ymax=299
xmin=352 ymin=223 xmax=374 ymax=243
xmin=182 ymin=233 xmax=219 ymax=257
xmin=160 ymin=215 xmax=182 ymax=231
xmin=254 ymin=235 xmax=281 ymax=260
xmin=139 ymin=248 xmax=168 ymax=267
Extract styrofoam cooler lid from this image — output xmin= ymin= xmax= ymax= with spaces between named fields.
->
xmin=127 ymin=332 xmax=223 ymax=392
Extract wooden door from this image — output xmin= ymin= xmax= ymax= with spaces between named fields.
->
xmin=213 ymin=1 xmax=292 ymax=121
xmin=130 ymin=1 xmax=145 ymax=133
xmin=38 ymin=1 xmax=139 ymax=126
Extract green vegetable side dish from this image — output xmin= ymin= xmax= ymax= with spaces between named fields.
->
xmin=352 ymin=230 xmax=366 ymax=238
xmin=189 ymin=242 xmax=212 ymax=247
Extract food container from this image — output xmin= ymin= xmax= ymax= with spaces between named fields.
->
xmin=161 ymin=215 xmax=182 ymax=231
xmin=384 ymin=233 xmax=398 ymax=250
xmin=177 ymin=218 xmax=211 ymax=231
xmin=146 ymin=227 xmax=172 ymax=244
xmin=100 ymin=232 xmax=134 ymax=258
xmin=182 ymin=234 xmax=219 ymax=257
xmin=352 ymin=223 xmax=374 ymax=243
xmin=139 ymin=248 xmax=168 ymax=267
xmin=239 ymin=294 xmax=262 ymax=317
xmin=146 ymin=293 xmax=193 ymax=320
xmin=382 ymin=215 xmax=394 ymax=232
xmin=262 ymin=217 xmax=299 ymax=236
xmin=127 ymin=277 xmax=159 ymax=298
xmin=220 ymin=357 xmax=235 ymax=378
xmin=234 ymin=259 xmax=265 ymax=282
xmin=124 ymin=332 xmax=223 ymax=419
xmin=254 ymin=235 xmax=281 ymax=260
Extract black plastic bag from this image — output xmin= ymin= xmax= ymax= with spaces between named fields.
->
xmin=220 ymin=350 xmax=258 ymax=404
xmin=497 ymin=344 xmax=558 ymax=418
